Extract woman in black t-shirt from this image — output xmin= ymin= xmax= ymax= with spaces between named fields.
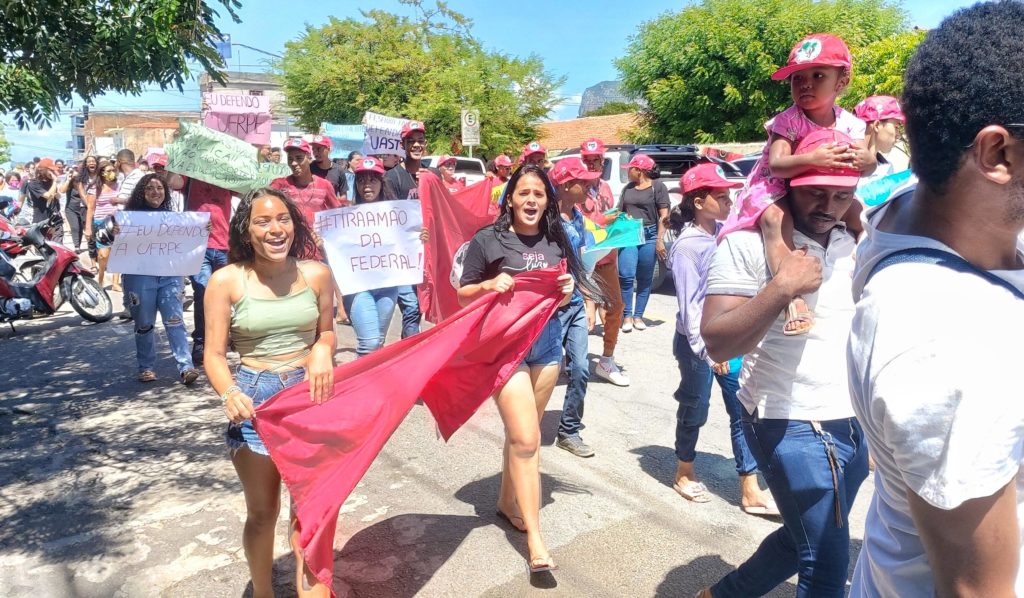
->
xmin=617 ymin=153 xmax=670 ymax=332
xmin=458 ymin=164 xmax=600 ymax=574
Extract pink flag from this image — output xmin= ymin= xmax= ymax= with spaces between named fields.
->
xmin=255 ymin=263 xmax=566 ymax=593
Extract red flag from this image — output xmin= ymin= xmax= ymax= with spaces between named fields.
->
xmin=417 ymin=172 xmax=499 ymax=323
xmin=254 ymin=263 xmax=566 ymax=593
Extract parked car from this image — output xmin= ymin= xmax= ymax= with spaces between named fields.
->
xmin=730 ymin=153 xmax=761 ymax=178
xmin=421 ymin=155 xmax=487 ymax=187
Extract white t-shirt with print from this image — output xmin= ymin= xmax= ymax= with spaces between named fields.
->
xmin=848 ymin=194 xmax=1024 ymax=597
xmin=706 ymin=226 xmax=857 ymax=421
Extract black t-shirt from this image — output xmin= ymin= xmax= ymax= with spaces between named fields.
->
xmin=619 ymin=181 xmax=670 ymax=226
xmin=24 ymin=179 xmax=60 ymax=221
xmin=384 ymin=163 xmax=419 ymax=200
xmin=310 ymin=162 xmax=349 ymax=199
xmin=460 ymin=227 xmax=564 ymax=286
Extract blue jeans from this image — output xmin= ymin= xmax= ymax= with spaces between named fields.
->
xmin=189 ymin=248 xmax=229 ymax=345
xmin=225 ymin=366 xmax=306 ymax=456
xmin=672 ymin=332 xmax=756 ymax=475
xmin=618 ymin=224 xmax=658 ymax=318
xmin=712 ymin=416 xmax=869 ymax=598
xmin=343 ymin=287 xmax=399 ymax=356
xmin=396 ymin=284 xmax=420 ymax=339
xmin=556 ymin=301 xmax=589 ymax=440
xmin=123 ymin=274 xmax=193 ymax=374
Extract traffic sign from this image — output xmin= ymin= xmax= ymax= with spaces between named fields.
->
xmin=461 ymin=109 xmax=480 ymax=146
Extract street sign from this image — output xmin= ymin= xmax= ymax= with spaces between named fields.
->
xmin=461 ymin=109 xmax=480 ymax=146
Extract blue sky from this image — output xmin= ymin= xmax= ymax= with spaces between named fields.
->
xmin=2 ymin=0 xmax=971 ymax=163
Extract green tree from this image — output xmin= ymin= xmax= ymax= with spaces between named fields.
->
xmin=582 ymin=101 xmax=641 ymax=117
xmin=277 ymin=1 xmax=562 ymax=157
xmin=841 ymin=30 xmax=926 ymax=110
xmin=0 ymin=1 xmax=239 ymax=128
xmin=0 ymin=125 xmax=10 ymax=164
xmin=617 ymin=0 xmax=906 ymax=143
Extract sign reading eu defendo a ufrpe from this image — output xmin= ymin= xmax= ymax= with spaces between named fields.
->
xmin=107 ymin=211 xmax=211 ymax=276
xmin=315 ymin=200 xmax=424 ymax=295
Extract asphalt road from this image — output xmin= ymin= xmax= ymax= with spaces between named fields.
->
xmin=0 ymin=283 xmax=872 ymax=597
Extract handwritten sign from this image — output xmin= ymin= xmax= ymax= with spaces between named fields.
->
xmin=361 ymin=111 xmax=408 ymax=158
xmin=203 ymin=92 xmax=272 ymax=144
xmin=166 ymin=121 xmax=291 ymax=194
xmin=107 ymin=211 xmax=211 ymax=276
xmin=315 ymin=200 xmax=424 ymax=294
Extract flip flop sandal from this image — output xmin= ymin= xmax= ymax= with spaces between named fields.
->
xmin=495 ymin=509 xmax=527 ymax=533
xmin=673 ymin=481 xmax=712 ymax=503
xmin=742 ymin=499 xmax=781 ymax=517
xmin=783 ymin=300 xmax=814 ymax=336
xmin=527 ymin=555 xmax=559 ymax=574
xmin=137 ymin=370 xmax=157 ymax=383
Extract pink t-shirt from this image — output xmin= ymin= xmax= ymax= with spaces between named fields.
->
xmin=92 ymin=182 xmax=120 ymax=219
xmin=719 ymin=104 xmax=866 ymax=238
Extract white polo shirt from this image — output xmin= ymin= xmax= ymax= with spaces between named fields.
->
xmin=706 ymin=226 xmax=857 ymax=421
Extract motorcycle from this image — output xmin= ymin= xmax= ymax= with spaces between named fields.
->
xmin=0 ymin=216 xmax=113 ymax=330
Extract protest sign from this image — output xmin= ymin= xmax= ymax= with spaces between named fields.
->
xmin=361 ymin=111 xmax=408 ymax=158
xmin=203 ymin=92 xmax=272 ymax=144
xmin=165 ymin=121 xmax=291 ymax=194
xmin=315 ymin=200 xmax=424 ymax=294
xmin=321 ymin=123 xmax=365 ymax=159
xmin=107 ymin=211 xmax=211 ymax=276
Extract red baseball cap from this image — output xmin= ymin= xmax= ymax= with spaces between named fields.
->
xmin=311 ymin=135 xmax=333 ymax=150
xmin=401 ymin=120 xmax=426 ymax=139
xmin=680 ymin=163 xmax=743 ymax=193
xmin=772 ymin=34 xmax=852 ymax=81
xmin=580 ymin=138 xmax=605 ymax=156
xmin=522 ymin=141 xmax=546 ymax=157
xmin=494 ymin=154 xmax=513 ymax=167
xmin=789 ymin=129 xmax=860 ymax=188
xmin=352 ymin=157 xmax=385 ymax=175
xmin=36 ymin=158 xmax=56 ymax=171
xmin=283 ymin=138 xmax=312 ymax=155
xmin=548 ymin=157 xmax=602 ymax=186
xmin=623 ymin=153 xmax=656 ymax=171
xmin=854 ymin=95 xmax=905 ymax=123
xmin=436 ymin=154 xmax=457 ymax=167
xmin=151 ymin=154 xmax=169 ymax=167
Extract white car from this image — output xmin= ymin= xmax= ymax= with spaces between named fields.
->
xmin=421 ymin=155 xmax=487 ymax=187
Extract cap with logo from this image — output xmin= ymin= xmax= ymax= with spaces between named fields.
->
xmin=401 ymin=120 xmax=426 ymax=139
xmin=622 ymin=153 xmax=656 ymax=171
xmin=151 ymin=154 xmax=169 ymax=167
xmin=522 ymin=141 xmax=546 ymax=157
xmin=548 ymin=157 xmax=602 ymax=186
xmin=494 ymin=154 xmax=513 ymax=167
xmin=853 ymin=95 xmax=905 ymax=123
xmin=680 ymin=163 xmax=743 ymax=193
xmin=283 ymin=138 xmax=312 ymax=155
xmin=789 ymin=129 xmax=860 ymax=188
xmin=580 ymin=138 xmax=606 ymax=156
xmin=352 ymin=157 xmax=385 ymax=175
xmin=771 ymin=34 xmax=852 ymax=81
xmin=436 ymin=155 xmax=457 ymax=167
xmin=311 ymin=135 xmax=333 ymax=150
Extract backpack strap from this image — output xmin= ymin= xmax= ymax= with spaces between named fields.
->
xmin=866 ymin=247 xmax=1024 ymax=301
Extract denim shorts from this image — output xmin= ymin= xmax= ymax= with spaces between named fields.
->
xmin=225 ymin=365 xmax=306 ymax=456
xmin=521 ymin=317 xmax=563 ymax=368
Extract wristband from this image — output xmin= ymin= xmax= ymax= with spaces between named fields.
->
xmin=220 ymin=385 xmax=242 ymax=403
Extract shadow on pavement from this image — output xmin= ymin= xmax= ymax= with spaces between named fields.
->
xmin=656 ymin=554 xmax=797 ymax=597
xmin=629 ymin=444 xmax=749 ymax=507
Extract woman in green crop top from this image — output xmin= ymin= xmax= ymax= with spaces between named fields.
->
xmin=204 ymin=187 xmax=336 ymax=598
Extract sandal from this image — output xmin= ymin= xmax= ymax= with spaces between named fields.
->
xmin=783 ymin=297 xmax=814 ymax=336
xmin=527 ymin=554 xmax=558 ymax=574
xmin=673 ymin=481 xmax=712 ymax=503
xmin=138 ymin=370 xmax=157 ymax=383
xmin=741 ymin=499 xmax=781 ymax=517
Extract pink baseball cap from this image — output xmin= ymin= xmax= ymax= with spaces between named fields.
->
xmin=401 ymin=120 xmax=426 ymax=139
xmin=772 ymin=34 xmax=852 ymax=81
xmin=311 ymin=135 xmax=333 ymax=150
xmin=435 ymin=154 xmax=457 ymax=167
xmin=283 ymin=138 xmax=312 ymax=155
xmin=680 ymin=163 xmax=743 ymax=193
xmin=623 ymin=153 xmax=656 ymax=171
xmin=548 ymin=157 xmax=602 ymax=186
xmin=494 ymin=154 xmax=513 ymax=167
xmin=789 ymin=129 xmax=860 ymax=188
xmin=854 ymin=95 xmax=905 ymax=123
xmin=522 ymin=141 xmax=546 ymax=157
xmin=151 ymin=154 xmax=169 ymax=167
xmin=352 ymin=157 xmax=385 ymax=175
xmin=580 ymin=138 xmax=605 ymax=156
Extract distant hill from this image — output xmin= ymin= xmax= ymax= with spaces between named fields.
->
xmin=578 ymin=81 xmax=638 ymax=117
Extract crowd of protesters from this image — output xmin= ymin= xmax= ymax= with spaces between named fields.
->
xmin=3 ymin=2 xmax=1023 ymax=596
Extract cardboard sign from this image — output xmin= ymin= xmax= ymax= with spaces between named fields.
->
xmin=361 ymin=111 xmax=408 ymax=158
xmin=166 ymin=121 xmax=291 ymax=194
xmin=107 ymin=211 xmax=211 ymax=276
xmin=203 ymin=92 xmax=272 ymax=144
xmin=315 ymin=200 xmax=424 ymax=294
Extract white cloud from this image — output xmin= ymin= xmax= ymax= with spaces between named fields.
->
xmin=542 ymin=91 xmax=583 ymax=122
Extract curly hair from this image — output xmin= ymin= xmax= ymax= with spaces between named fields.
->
xmin=903 ymin=1 xmax=1024 ymax=193
xmin=125 ymin=173 xmax=171 ymax=211
xmin=228 ymin=187 xmax=318 ymax=263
